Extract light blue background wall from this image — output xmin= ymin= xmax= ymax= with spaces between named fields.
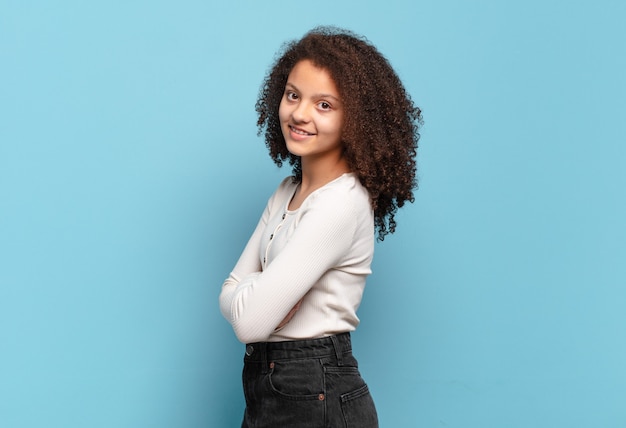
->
xmin=1 ymin=1 xmax=624 ymax=427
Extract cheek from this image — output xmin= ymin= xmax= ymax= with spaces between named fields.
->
xmin=278 ymin=100 xmax=289 ymax=123
xmin=320 ymin=116 xmax=343 ymax=137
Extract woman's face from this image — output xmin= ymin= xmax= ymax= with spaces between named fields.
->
xmin=278 ymin=60 xmax=344 ymax=163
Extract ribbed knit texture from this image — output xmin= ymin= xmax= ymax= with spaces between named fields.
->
xmin=219 ymin=173 xmax=375 ymax=344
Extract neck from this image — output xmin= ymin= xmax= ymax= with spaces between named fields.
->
xmin=299 ymin=156 xmax=350 ymax=192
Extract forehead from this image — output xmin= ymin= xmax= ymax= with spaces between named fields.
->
xmin=286 ymin=60 xmax=339 ymax=97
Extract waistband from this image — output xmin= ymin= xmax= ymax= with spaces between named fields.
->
xmin=244 ymin=333 xmax=352 ymax=363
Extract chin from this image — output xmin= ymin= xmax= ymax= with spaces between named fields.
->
xmin=285 ymin=143 xmax=305 ymax=157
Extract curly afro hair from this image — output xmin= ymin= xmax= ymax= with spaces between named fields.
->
xmin=256 ymin=26 xmax=422 ymax=240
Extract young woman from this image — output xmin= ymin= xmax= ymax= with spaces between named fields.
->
xmin=219 ymin=26 xmax=422 ymax=427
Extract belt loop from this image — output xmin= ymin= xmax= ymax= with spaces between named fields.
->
xmin=260 ymin=343 xmax=269 ymax=374
xmin=330 ymin=335 xmax=344 ymax=366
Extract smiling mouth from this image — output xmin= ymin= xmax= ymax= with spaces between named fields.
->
xmin=289 ymin=125 xmax=315 ymax=136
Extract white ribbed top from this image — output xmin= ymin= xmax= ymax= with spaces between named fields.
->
xmin=219 ymin=173 xmax=375 ymax=344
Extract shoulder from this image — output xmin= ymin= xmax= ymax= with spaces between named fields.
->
xmin=276 ymin=175 xmax=298 ymax=193
xmin=274 ymin=176 xmax=298 ymax=201
xmin=265 ymin=176 xmax=298 ymax=210
xmin=302 ymin=173 xmax=373 ymax=232
xmin=308 ymin=173 xmax=371 ymax=210
xmin=301 ymin=173 xmax=374 ymax=245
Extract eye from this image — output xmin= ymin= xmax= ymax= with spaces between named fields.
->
xmin=285 ymin=91 xmax=298 ymax=101
xmin=317 ymin=101 xmax=332 ymax=111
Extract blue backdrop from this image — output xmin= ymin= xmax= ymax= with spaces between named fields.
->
xmin=1 ymin=1 xmax=625 ymax=427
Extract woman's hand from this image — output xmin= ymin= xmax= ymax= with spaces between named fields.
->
xmin=275 ymin=298 xmax=304 ymax=331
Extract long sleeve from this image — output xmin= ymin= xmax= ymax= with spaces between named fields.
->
xmin=218 ymin=220 xmax=264 ymax=321
xmin=219 ymin=182 xmax=279 ymax=323
xmin=219 ymin=174 xmax=374 ymax=344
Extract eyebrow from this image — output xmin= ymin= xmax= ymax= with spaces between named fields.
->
xmin=285 ymin=82 xmax=341 ymax=102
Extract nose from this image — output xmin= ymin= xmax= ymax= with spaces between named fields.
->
xmin=291 ymin=101 xmax=311 ymax=123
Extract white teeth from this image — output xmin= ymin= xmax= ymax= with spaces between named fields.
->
xmin=290 ymin=126 xmax=312 ymax=136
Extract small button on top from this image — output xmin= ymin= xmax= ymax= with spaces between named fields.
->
xmin=245 ymin=345 xmax=254 ymax=356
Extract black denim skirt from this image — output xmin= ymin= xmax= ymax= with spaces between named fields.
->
xmin=241 ymin=333 xmax=378 ymax=428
